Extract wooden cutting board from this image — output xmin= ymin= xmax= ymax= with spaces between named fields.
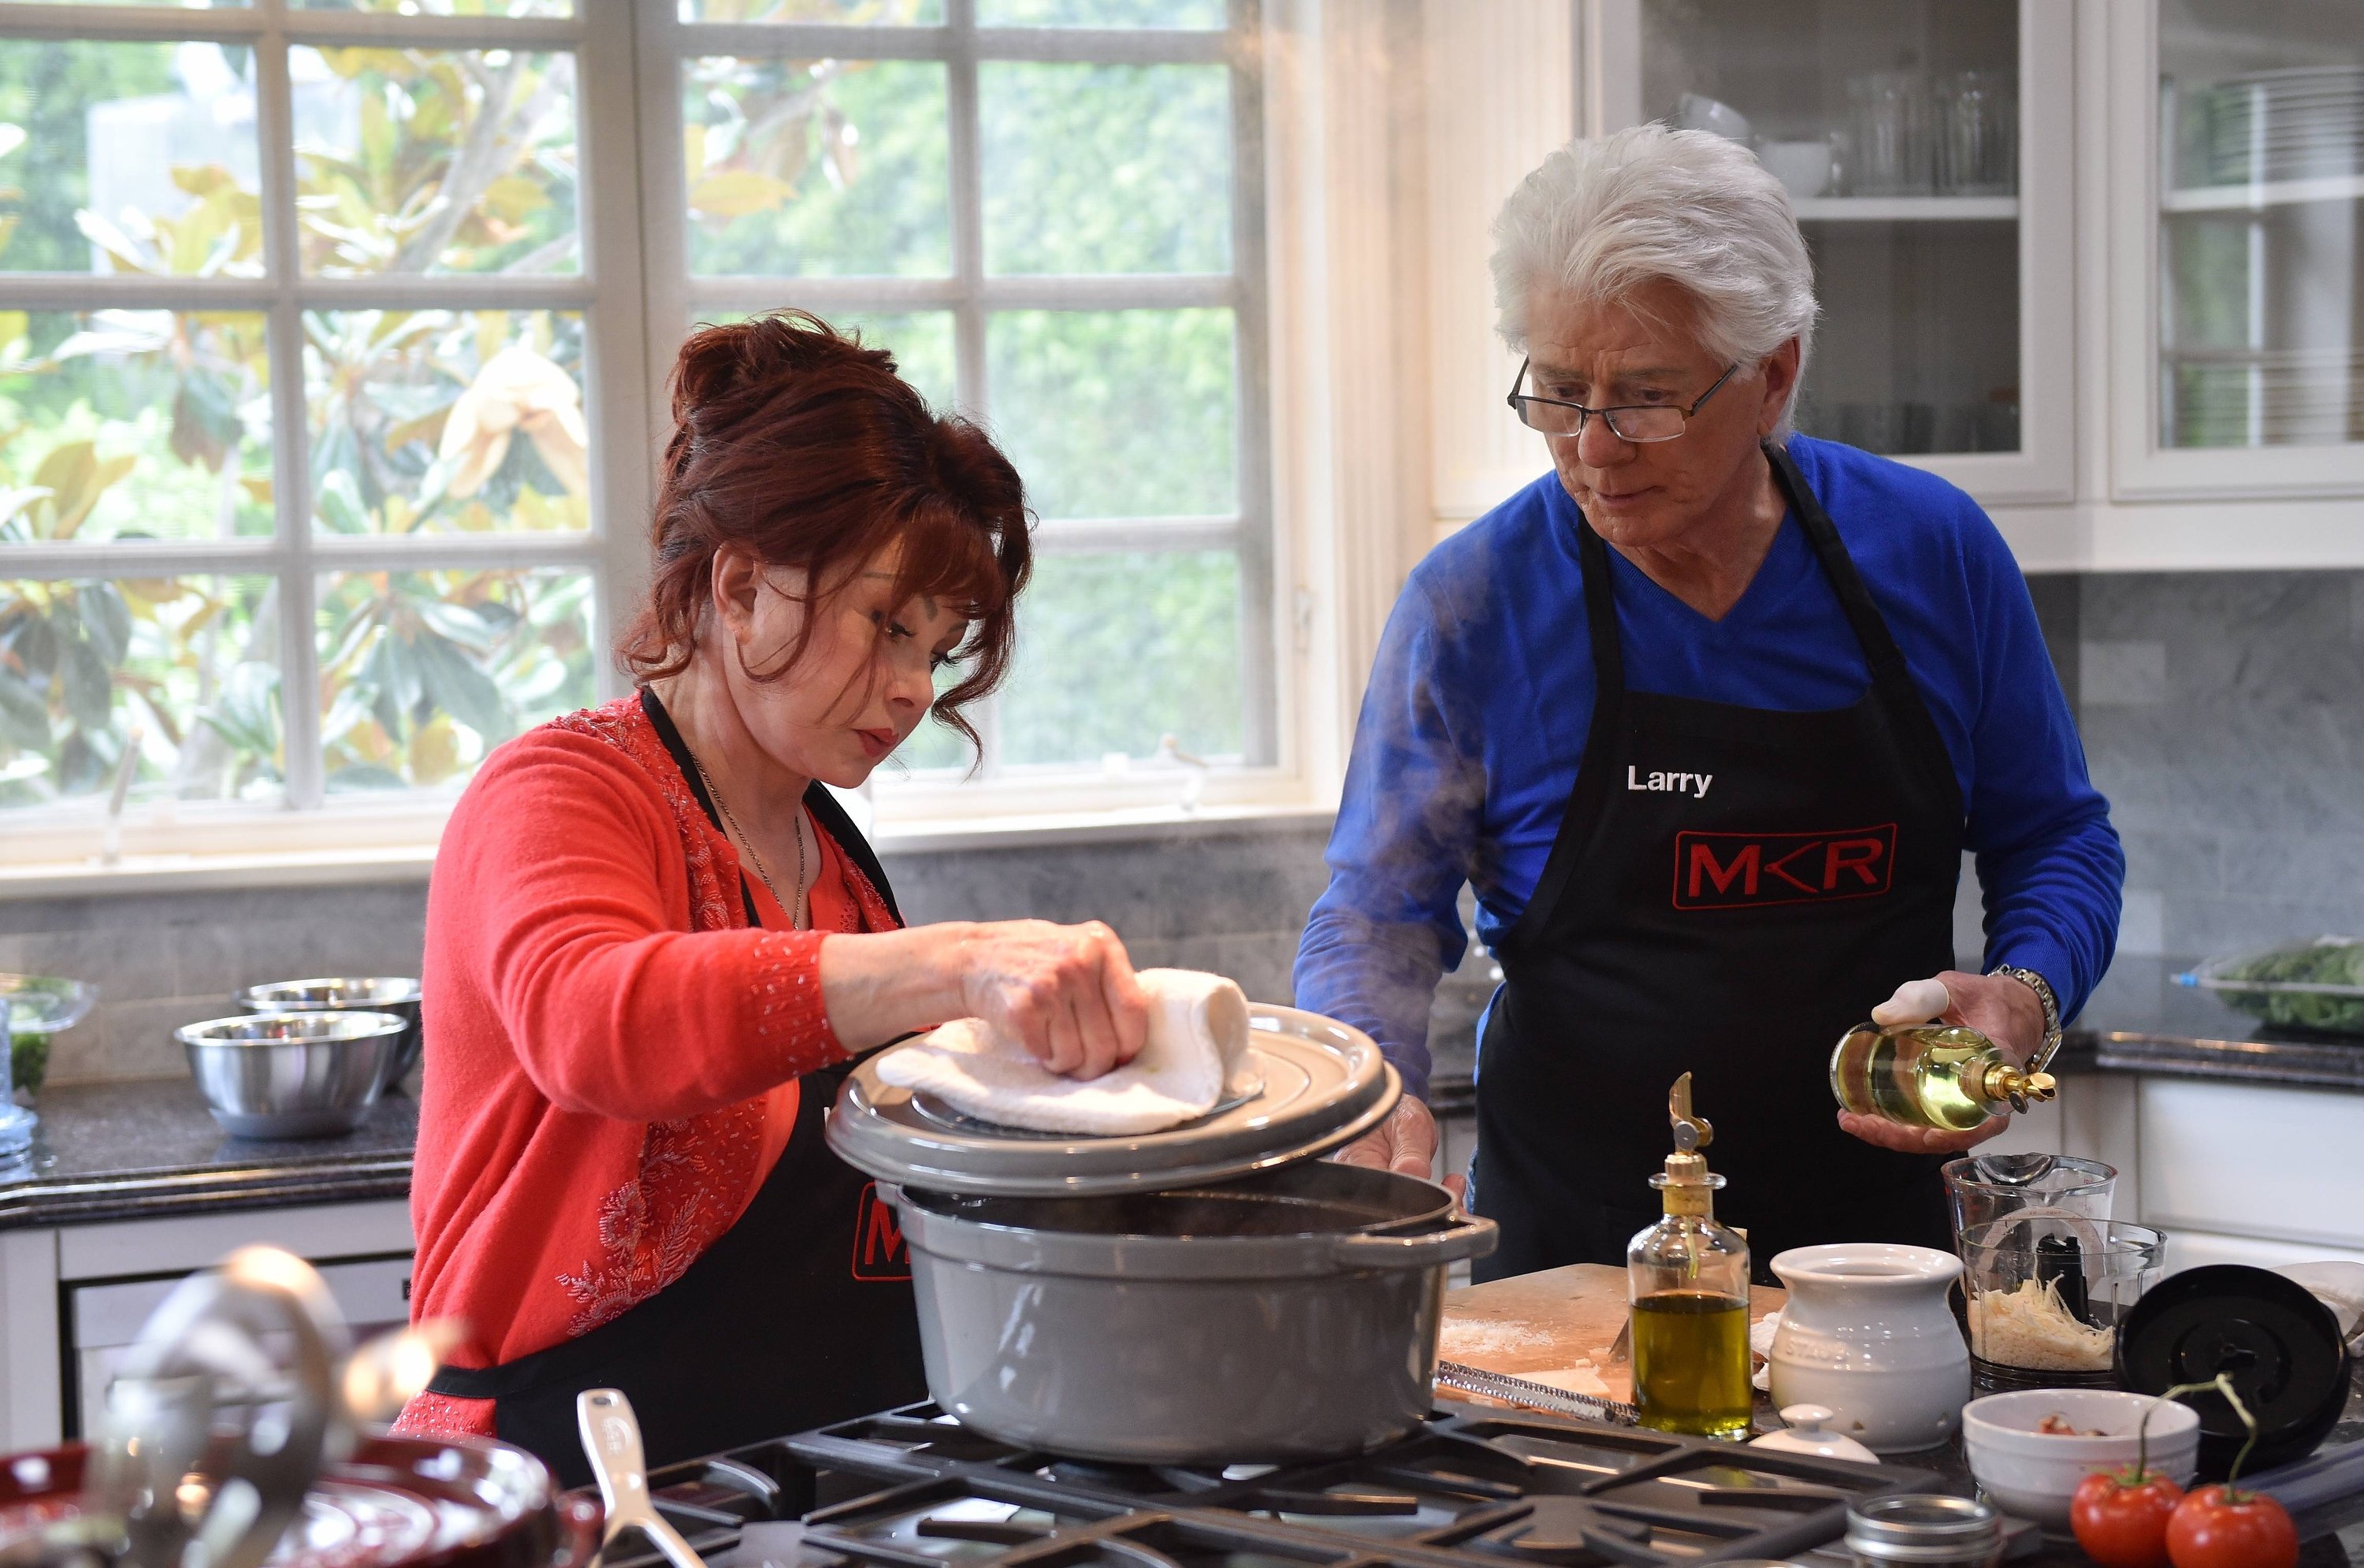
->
xmin=1439 ymin=1262 xmax=1787 ymax=1405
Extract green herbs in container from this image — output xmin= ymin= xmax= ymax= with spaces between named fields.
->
xmin=0 ymin=975 xmax=98 ymax=1101
xmin=2187 ymin=938 xmax=2364 ymax=1035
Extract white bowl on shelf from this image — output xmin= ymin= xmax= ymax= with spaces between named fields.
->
xmin=1761 ymin=139 xmax=1834 ymax=199
xmin=1961 ymin=1388 xmax=2201 ymax=1529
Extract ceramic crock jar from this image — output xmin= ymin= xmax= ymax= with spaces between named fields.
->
xmin=1768 ymin=1243 xmax=1971 ymax=1453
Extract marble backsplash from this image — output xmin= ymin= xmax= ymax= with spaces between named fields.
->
xmin=2 ymin=821 xmax=1339 ymax=1088
xmin=2044 ymin=570 xmax=2364 ymax=964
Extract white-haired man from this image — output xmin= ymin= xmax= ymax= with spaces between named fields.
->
xmin=1296 ymin=124 xmax=2123 ymax=1280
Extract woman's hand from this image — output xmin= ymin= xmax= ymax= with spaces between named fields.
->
xmin=1836 ymin=968 xmax=2046 ymax=1155
xmin=820 ymin=920 xmax=1149 ymax=1079
xmin=947 ymin=920 xmax=1150 ymax=1079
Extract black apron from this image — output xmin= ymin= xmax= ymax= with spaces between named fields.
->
xmin=425 ymin=690 xmax=927 ymax=1487
xmin=1470 ymin=444 xmax=1961 ymax=1284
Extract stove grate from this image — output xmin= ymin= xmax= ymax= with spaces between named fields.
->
xmin=586 ymin=1401 xmax=1942 ymax=1568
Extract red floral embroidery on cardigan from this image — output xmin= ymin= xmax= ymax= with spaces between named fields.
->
xmin=539 ymin=696 xmax=888 ymax=1338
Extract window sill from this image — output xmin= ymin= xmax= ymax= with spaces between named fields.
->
xmin=0 ymin=801 xmax=1340 ymax=901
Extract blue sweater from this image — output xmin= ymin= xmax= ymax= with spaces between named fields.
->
xmin=1292 ymin=437 xmax=2124 ymax=1103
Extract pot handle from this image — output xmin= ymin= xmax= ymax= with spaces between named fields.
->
xmin=1330 ymin=1213 xmax=1499 ymax=1271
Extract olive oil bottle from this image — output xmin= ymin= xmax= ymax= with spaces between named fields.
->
xmin=1626 ymin=1073 xmax=1752 ymax=1440
xmin=1829 ymin=1023 xmax=2057 ymax=1131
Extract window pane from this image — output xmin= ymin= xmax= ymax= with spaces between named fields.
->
xmin=979 ymin=0 xmax=1224 ymax=25
xmin=676 ymin=309 xmax=955 ymax=414
xmin=317 ymin=567 xmax=594 ymax=793
xmin=987 ymin=309 xmax=1236 ymax=517
xmin=981 ymin=64 xmax=1230 ymax=276
xmin=998 ymin=550 xmax=1240 ymax=767
xmin=296 ymin=0 xmax=568 ymax=14
xmin=305 ymin=309 xmax=589 ymax=536
xmin=681 ymin=0 xmax=938 ymax=20
xmin=0 ymin=42 xmax=262 ymax=277
xmin=0 ymin=311 xmax=272 ymax=544
xmin=0 ymin=575 xmax=281 ymax=810
xmin=837 ymin=310 xmax=955 ymax=411
xmin=685 ymin=58 xmax=950 ymax=277
xmin=292 ymin=47 xmax=579 ymax=277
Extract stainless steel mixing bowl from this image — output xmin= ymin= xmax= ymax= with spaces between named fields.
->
xmin=234 ymin=977 xmax=423 ymax=1085
xmin=177 ymin=1010 xmax=410 ymax=1139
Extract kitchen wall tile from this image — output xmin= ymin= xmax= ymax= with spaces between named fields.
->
xmin=2072 ymin=569 xmax=2364 ymax=964
xmin=2117 ymin=830 xmax=2222 ymax=897
xmin=2117 ymin=890 xmax=2165 ymax=959
xmin=14 ymin=824 xmax=1337 ymax=1083
xmin=13 ymin=928 xmax=175 ymax=1004
xmin=37 ymin=1019 xmax=103 ymax=1085
xmin=98 ymin=996 xmax=218 ymax=1081
xmin=2078 ymin=641 xmax=2167 ymax=708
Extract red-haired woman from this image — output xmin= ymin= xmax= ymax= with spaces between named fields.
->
xmin=393 ymin=313 xmax=1147 ymax=1484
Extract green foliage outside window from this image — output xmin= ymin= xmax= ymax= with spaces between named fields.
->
xmin=1 ymin=39 xmax=595 ymax=812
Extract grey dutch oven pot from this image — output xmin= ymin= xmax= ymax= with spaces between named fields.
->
xmin=889 ymin=1162 xmax=1499 ymax=1463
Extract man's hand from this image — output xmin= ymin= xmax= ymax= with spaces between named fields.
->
xmin=1335 ymin=1097 xmax=1466 ymax=1203
xmin=1837 ymin=969 xmax=2047 ymax=1156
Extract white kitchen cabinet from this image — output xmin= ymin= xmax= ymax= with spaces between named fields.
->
xmin=1582 ymin=0 xmax=2076 ymax=507
xmin=0 ymin=1199 xmax=414 ymax=1452
xmin=1979 ymin=1069 xmax=2364 ymax=1273
xmin=2106 ymin=0 xmax=2364 ymax=506
xmin=1417 ymin=3 xmax=2364 ymax=568
xmin=2137 ymin=1077 xmax=2364 ymax=1260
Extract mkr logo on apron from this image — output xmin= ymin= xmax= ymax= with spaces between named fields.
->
xmin=849 ymin=1180 xmax=912 ymax=1281
xmin=1671 ymin=823 xmax=1898 ymax=910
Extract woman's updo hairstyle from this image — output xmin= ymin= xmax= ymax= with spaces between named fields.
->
xmin=620 ymin=310 xmax=1029 ymax=756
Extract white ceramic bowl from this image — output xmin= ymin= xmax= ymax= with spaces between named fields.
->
xmin=1961 ymin=1388 xmax=2202 ymax=1530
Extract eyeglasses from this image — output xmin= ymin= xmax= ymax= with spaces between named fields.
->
xmin=1506 ymin=358 xmax=1741 ymax=442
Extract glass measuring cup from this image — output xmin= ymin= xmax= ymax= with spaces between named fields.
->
xmin=1957 ymin=1214 xmax=2164 ymax=1392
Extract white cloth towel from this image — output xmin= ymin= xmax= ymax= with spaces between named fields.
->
xmin=875 ymin=968 xmax=1257 ymax=1135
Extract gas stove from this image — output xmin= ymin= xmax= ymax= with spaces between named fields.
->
xmin=582 ymin=1401 xmax=1950 ymax=1568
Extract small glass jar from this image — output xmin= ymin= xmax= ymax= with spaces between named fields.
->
xmin=1845 ymin=1495 xmax=2004 ymax=1568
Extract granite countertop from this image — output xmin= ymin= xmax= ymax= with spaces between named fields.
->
xmin=1425 ymin=953 xmax=2364 ymax=1109
xmin=0 ymin=1076 xmax=417 ymax=1230
xmin=2068 ymin=955 xmax=2364 ymax=1091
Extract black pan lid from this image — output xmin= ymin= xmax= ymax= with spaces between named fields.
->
xmin=2115 ymin=1263 xmax=2350 ymax=1477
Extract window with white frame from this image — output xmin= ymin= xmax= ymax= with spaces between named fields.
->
xmin=640 ymin=0 xmax=1275 ymax=802
xmin=0 ymin=0 xmax=633 ymax=856
xmin=0 ymin=0 xmax=1274 ymax=856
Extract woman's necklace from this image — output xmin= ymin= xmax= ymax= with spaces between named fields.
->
xmin=684 ymin=748 xmax=809 ymax=931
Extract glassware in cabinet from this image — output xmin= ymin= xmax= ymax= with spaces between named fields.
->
xmin=1630 ymin=0 xmax=2022 ymax=460
xmin=2158 ymin=0 xmax=2364 ymax=452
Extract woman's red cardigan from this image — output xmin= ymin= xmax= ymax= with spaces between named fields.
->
xmin=392 ymin=696 xmax=897 ymax=1440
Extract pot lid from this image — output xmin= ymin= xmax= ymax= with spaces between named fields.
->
xmin=2114 ymin=1263 xmax=2350 ymax=1474
xmin=826 ymin=1001 xmax=1397 ymax=1196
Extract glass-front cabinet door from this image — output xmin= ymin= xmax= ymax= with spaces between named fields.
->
xmin=1585 ymin=0 xmax=2073 ymax=505
xmin=2113 ymin=0 xmax=2364 ymax=500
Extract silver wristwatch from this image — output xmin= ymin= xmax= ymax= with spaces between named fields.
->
xmin=1990 ymin=964 xmax=2061 ymax=1072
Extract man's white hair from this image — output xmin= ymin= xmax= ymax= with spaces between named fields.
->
xmin=1490 ymin=124 xmax=1818 ymax=434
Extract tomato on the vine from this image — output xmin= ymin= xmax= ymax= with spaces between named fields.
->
xmin=2071 ymin=1467 xmax=2185 ymax=1568
xmin=2164 ymin=1484 xmax=2299 ymax=1568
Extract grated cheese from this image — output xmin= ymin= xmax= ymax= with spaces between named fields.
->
xmin=1967 ymin=1276 xmax=2115 ymax=1372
